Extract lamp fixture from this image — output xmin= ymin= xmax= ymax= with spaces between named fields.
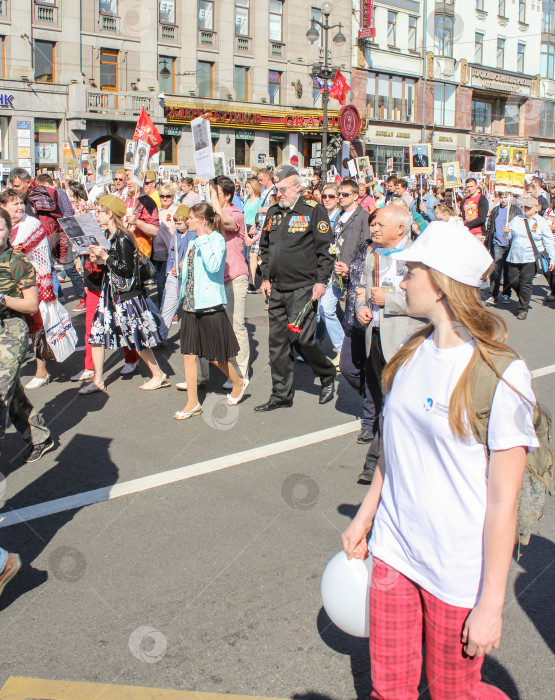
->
xmin=321 ymin=1 xmax=333 ymax=16
xmin=159 ymin=58 xmax=171 ymax=79
xmin=333 ymin=23 xmax=346 ymax=44
xmin=306 ymin=21 xmax=319 ymax=44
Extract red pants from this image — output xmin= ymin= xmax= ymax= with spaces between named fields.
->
xmin=84 ymin=290 xmax=101 ymax=371
xmin=369 ymin=559 xmax=509 ymax=700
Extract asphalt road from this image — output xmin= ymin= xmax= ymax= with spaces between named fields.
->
xmin=0 ymin=278 xmax=553 ymax=700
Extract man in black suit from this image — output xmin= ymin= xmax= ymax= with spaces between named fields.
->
xmin=412 ymin=146 xmax=429 ymax=168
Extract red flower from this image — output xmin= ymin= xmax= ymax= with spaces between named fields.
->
xmin=287 ymin=323 xmax=302 ymax=334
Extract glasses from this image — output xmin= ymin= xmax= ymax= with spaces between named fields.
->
xmin=338 ymin=191 xmax=354 ymax=198
xmin=114 ymin=177 xmax=124 ymax=182
xmin=276 ymin=185 xmax=294 ymax=194
xmin=322 ymin=194 xmax=337 ymax=200
xmin=145 ymin=180 xmax=155 ymax=185
xmin=160 ymin=194 xmax=173 ymax=198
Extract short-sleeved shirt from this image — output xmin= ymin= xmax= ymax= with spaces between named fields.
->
xmin=223 ymin=205 xmax=248 ymax=283
xmin=125 ymin=194 xmax=159 ymax=258
xmin=0 ymin=246 xmax=36 ymax=317
xmin=370 ymin=335 xmax=538 ymax=608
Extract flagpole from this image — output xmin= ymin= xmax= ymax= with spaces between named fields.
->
xmin=322 ymin=12 xmax=330 ymax=179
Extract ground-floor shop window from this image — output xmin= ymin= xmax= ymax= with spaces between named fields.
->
xmin=433 ymin=149 xmax=457 ymax=164
xmin=160 ymin=135 xmax=178 ymax=164
xmin=365 ymin=144 xmax=410 ymax=176
xmin=235 ymin=138 xmax=251 ymax=167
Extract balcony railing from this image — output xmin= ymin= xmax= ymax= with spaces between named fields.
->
xmin=270 ymin=41 xmax=284 ymax=57
xmin=34 ymin=2 xmax=57 ymax=23
xmin=235 ymin=35 xmax=251 ymax=53
xmin=159 ymin=23 xmax=179 ymax=43
xmin=87 ymin=90 xmax=152 ymax=115
xmin=199 ymin=29 xmax=216 ymax=47
xmin=99 ymin=14 xmax=119 ymax=32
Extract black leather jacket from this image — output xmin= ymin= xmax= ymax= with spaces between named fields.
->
xmin=485 ymin=203 xmax=522 ymax=252
xmin=105 ymin=230 xmax=143 ymax=301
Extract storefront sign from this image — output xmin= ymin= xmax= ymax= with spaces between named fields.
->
xmin=358 ymin=0 xmax=376 ymax=39
xmin=17 ymin=121 xmax=31 ymax=130
xmin=269 ymin=133 xmax=286 ymax=142
xmin=164 ymin=125 xmax=181 ymax=136
xmin=471 ymin=68 xmax=535 ymax=97
xmin=340 ymin=105 xmax=361 ymax=141
xmin=237 ymin=131 xmax=255 ymax=140
xmin=165 ymin=103 xmax=367 ymax=133
xmin=0 ymin=94 xmax=14 ymax=107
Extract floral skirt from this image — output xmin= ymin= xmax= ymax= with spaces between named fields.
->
xmin=89 ymin=280 xmax=160 ymax=351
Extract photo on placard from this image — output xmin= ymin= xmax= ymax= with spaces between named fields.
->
xmin=213 ymin=152 xmax=226 ymax=177
xmin=363 ymin=164 xmax=375 ymax=184
xmin=193 ymin=119 xmax=210 ymax=151
xmin=442 ymin=161 xmax=461 ymax=188
xmin=228 ymin=158 xmax=236 ymax=177
xmin=410 ymin=143 xmax=432 ymax=175
xmin=95 ymin=141 xmax=111 ymax=185
xmin=264 ymin=156 xmax=275 ymax=173
xmin=124 ymin=139 xmax=135 ymax=169
xmin=386 ymin=157 xmax=394 ymax=173
xmin=496 ymin=146 xmax=511 ymax=166
xmin=484 ymin=156 xmax=497 ymax=175
xmin=355 ymin=155 xmax=370 ymax=177
xmin=236 ymin=167 xmax=250 ymax=186
xmin=511 ymin=147 xmax=526 ymax=168
xmin=132 ymin=139 xmax=150 ymax=187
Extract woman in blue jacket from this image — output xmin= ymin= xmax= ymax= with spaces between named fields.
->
xmin=175 ymin=203 xmax=246 ymax=420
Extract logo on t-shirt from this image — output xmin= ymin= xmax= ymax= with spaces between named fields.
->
xmin=423 ymin=397 xmax=449 ymax=417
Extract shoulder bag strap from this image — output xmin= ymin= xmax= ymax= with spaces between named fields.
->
xmin=523 ymin=218 xmax=543 ymax=261
xmin=470 ymin=353 xmax=516 ymax=449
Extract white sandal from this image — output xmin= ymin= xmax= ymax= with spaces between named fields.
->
xmin=78 ymin=382 xmax=107 ymax=395
xmin=174 ymin=404 xmax=203 ymax=420
xmin=226 ymin=381 xmax=248 ymax=406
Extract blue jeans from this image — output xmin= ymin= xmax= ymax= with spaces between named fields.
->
xmin=0 ymin=547 xmax=8 ymax=574
xmin=316 ymin=283 xmax=345 ymax=353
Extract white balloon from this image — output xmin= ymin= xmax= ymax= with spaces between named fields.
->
xmin=321 ymin=550 xmax=373 ymax=638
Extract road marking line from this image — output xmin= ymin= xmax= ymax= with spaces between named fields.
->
xmin=0 ymin=421 xmax=360 ymax=529
xmin=0 ymin=675 xmax=288 ymax=699
xmin=531 ymin=363 xmax=555 ymax=379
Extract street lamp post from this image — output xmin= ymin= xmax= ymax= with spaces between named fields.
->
xmin=306 ymin=2 xmax=346 ymax=179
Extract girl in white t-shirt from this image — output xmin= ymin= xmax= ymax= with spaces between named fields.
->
xmin=342 ymin=222 xmax=538 ymax=700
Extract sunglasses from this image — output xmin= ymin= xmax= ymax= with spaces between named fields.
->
xmin=145 ymin=180 xmax=155 ymax=185
xmin=276 ymin=185 xmax=294 ymax=194
xmin=338 ymin=191 xmax=354 ymax=197
xmin=160 ymin=194 xmax=173 ymax=198
xmin=322 ymin=194 xmax=337 ymax=199
xmin=114 ymin=177 xmax=124 ymax=182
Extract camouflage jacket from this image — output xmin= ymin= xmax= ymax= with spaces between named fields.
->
xmin=0 ymin=245 xmax=36 ymax=317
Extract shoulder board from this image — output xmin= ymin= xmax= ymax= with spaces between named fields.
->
xmin=305 ymin=199 xmax=317 ymax=208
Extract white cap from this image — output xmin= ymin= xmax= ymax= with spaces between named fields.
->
xmin=388 ymin=221 xmax=493 ymax=288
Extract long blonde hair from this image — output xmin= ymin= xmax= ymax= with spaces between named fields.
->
xmin=382 ymin=267 xmax=519 ymax=439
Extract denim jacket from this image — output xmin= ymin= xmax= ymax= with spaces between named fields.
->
xmin=179 ymin=230 xmax=227 ymax=310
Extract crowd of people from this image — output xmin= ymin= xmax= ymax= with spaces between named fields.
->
xmin=0 ymin=158 xmax=552 ymax=698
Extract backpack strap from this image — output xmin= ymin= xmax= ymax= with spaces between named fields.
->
xmin=470 ymin=352 xmax=516 ymax=448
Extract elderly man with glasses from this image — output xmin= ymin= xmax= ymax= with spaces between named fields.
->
xmin=112 ymin=168 xmax=128 ymax=200
xmin=255 ymin=164 xmax=336 ymax=412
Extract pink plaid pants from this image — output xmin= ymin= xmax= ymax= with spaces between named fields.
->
xmin=369 ymin=558 xmax=510 ymax=700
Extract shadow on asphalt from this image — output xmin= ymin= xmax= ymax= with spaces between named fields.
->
xmin=514 ymin=533 xmax=555 ymax=654
xmin=0 ymin=434 xmax=118 ymax=611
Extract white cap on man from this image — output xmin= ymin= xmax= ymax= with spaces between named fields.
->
xmin=388 ymin=221 xmax=493 ymax=288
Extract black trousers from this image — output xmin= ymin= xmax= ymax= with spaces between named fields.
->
xmin=507 ymin=262 xmax=536 ymax=313
xmin=339 ymin=332 xmax=381 ymax=433
xmin=268 ymin=285 xmax=336 ymax=402
xmin=364 ymin=328 xmax=387 ymax=473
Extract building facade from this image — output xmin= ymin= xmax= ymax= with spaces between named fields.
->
xmin=350 ymin=0 xmax=555 ymax=177
xmin=0 ymin=0 xmax=353 ymax=175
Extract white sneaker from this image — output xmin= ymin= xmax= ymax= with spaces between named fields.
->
xmin=25 ymin=375 xmax=51 ymax=390
xmin=120 ymin=361 xmax=139 ymax=375
xmin=71 ymin=369 xmax=94 ymax=382
xmin=484 ymin=296 xmax=495 ymax=306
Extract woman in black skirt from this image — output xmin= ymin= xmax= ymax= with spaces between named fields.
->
xmin=80 ymin=195 xmax=169 ymax=394
xmin=176 ymin=202 xmax=246 ymax=420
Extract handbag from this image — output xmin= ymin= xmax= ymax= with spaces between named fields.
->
xmin=524 ymin=218 xmax=550 ymax=274
xmin=138 ymin=253 xmax=155 ymax=283
xmin=40 ymin=299 xmax=78 ymax=362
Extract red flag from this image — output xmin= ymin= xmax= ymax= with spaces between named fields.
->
xmin=329 ymin=69 xmax=351 ymax=106
xmin=133 ymin=106 xmax=162 ymax=155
